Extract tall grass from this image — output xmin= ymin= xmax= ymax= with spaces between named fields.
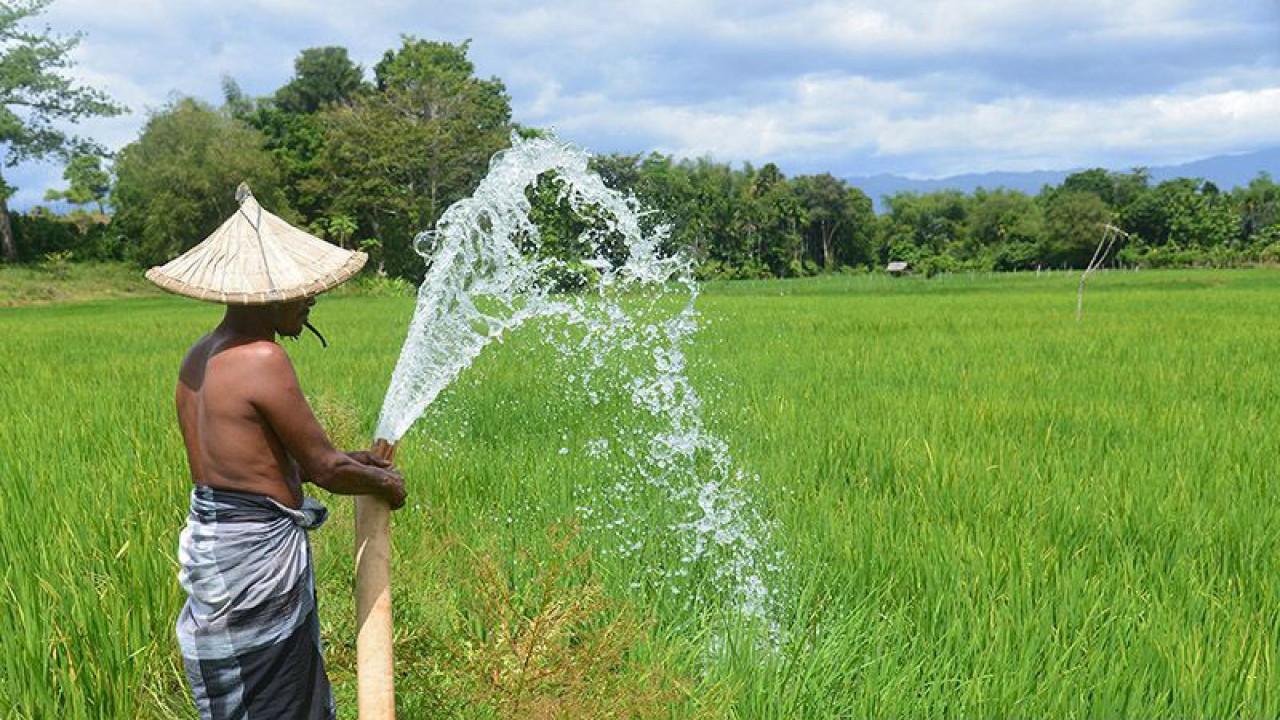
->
xmin=1 ymin=269 xmax=1279 ymax=717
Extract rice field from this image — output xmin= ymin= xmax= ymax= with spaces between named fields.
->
xmin=2 ymin=268 xmax=1280 ymax=718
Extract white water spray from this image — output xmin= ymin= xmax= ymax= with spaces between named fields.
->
xmin=376 ymin=133 xmax=779 ymax=629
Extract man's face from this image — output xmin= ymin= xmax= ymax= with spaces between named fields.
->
xmin=271 ymin=297 xmax=315 ymax=338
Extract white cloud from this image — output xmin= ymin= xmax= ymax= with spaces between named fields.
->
xmin=534 ymin=70 xmax=1280 ymax=177
xmin=3 ymin=0 xmax=1276 ymax=208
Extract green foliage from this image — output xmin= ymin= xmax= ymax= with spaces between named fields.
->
xmin=312 ymin=38 xmax=513 ymax=282
xmin=111 ymin=98 xmax=289 ymax=266
xmin=968 ymin=189 xmax=1042 ymax=245
xmin=0 ymin=0 xmax=124 ymax=261
xmin=309 ymin=212 xmax=359 ymax=248
xmin=1043 ymin=190 xmax=1111 ymax=267
xmin=6 ymin=210 xmax=109 ymax=261
xmin=521 ymin=171 xmax=615 ymax=292
xmin=273 ymin=46 xmax=367 ymax=115
xmin=0 ymin=0 xmax=126 ymax=165
xmin=1058 ymin=167 xmax=1116 ymax=205
xmin=44 ymin=153 xmax=111 ymax=211
xmin=244 ymin=107 xmax=328 ymax=217
xmin=585 ymin=159 xmax=1276 ymax=276
xmin=327 ymin=270 xmax=414 ymax=298
xmin=882 ymin=190 xmax=969 ymax=256
xmin=233 ymin=47 xmax=369 ymax=222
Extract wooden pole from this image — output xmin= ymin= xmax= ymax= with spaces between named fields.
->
xmin=356 ymin=438 xmax=397 ymax=718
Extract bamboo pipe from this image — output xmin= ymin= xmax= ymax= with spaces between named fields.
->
xmin=355 ymin=438 xmax=397 ymax=718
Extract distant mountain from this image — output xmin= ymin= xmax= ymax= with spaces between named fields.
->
xmin=847 ymin=147 xmax=1280 ymax=211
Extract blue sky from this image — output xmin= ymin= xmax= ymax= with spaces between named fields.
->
xmin=12 ymin=0 xmax=1280 ymax=208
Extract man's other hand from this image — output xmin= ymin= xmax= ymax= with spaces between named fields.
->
xmin=377 ymin=467 xmax=407 ymax=510
xmin=346 ymin=450 xmax=405 ymax=509
xmin=347 ymin=450 xmax=392 ymax=468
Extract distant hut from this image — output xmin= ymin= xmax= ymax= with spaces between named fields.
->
xmin=886 ymin=261 xmax=911 ymax=276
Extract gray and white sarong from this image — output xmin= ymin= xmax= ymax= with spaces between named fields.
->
xmin=176 ymin=485 xmax=336 ymax=720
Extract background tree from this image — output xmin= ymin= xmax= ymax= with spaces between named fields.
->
xmin=1234 ymin=173 xmax=1280 ymax=247
xmin=1058 ymin=168 xmax=1116 ymax=206
xmin=0 ymin=0 xmax=125 ymax=261
xmin=111 ymin=98 xmax=288 ymax=266
xmin=1043 ymin=190 xmax=1110 ymax=267
xmin=841 ymin=187 xmax=876 ymax=268
xmin=792 ymin=173 xmax=848 ymax=270
xmin=967 ymin=189 xmax=1044 ymax=270
xmin=232 ymin=47 xmax=369 ymax=223
xmin=44 ymin=153 xmax=110 ymax=212
xmin=220 ymin=75 xmax=254 ymax=118
xmin=273 ymin=46 xmax=367 ymax=115
xmin=792 ymin=174 xmax=876 ymax=270
xmin=878 ymin=191 xmax=969 ymax=266
xmin=313 ymin=38 xmax=512 ymax=280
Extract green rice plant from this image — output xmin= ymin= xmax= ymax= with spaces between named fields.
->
xmin=2 ymin=269 xmax=1280 ymax=717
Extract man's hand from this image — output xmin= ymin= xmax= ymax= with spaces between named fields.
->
xmin=374 ymin=465 xmax=407 ymax=510
xmin=347 ymin=450 xmax=391 ymax=468
xmin=347 ymin=450 xmax=406 ymax=510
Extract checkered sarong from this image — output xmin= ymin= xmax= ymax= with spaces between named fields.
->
xmin=176 ymin=486 xmax=335 ymax=720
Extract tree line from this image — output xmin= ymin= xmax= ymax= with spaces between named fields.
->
xmin=3 ymin=3 xmax=1278 ymax=279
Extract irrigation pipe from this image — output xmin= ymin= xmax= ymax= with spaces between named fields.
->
xmin=355 ymin=438 xmax=397 ymax=718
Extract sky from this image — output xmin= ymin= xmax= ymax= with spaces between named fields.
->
xmin=11 ymin=0 xmax=1280 ymax=208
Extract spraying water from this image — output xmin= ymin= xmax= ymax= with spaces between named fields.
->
xmin=376 ymin=133 xmax=780 ymax=630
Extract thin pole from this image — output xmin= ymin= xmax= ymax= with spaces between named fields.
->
xmin=1077 ymin=224 xmax=1127 ymax=321
xmin=356 ymin=438 xmax=396 ymax=718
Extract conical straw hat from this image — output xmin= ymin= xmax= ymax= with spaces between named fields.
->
xmin=145 ymin=183 xmax=367 ymax=304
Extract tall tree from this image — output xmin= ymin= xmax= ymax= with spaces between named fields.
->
xmin=315 ymin=38 xmax=512 ymax=280
xmin=841 ymin=187 xmax=876 ymax=268
xmin=966 ymin=188 xmax=1045 ymax=269
xmin=792 ymin=173 xmax=876 ymax=269
xmin=1043 ymin=190 xmax=1110 ymax=266
xmin=112 ymin=98 xmax=288 ymax=266
xmin=1058 ymin=168 xmax=1116 ymax=206
xmin=0 ymin=0 xmax=125 ymax=261
xmin=1234 ymin=172 xmax=1279 ymax=244
xmin=881 ymin=190 xmax=970 ymax=257
xmin=231 ymin=47 xmax=368 ymax=223
xmin=273 ymin=46 xmax=367 ymax=115
xmin=743 ymin=163 xmax=805 ymax=275
xmin=792 ymin=173 xmax=845 ymax=269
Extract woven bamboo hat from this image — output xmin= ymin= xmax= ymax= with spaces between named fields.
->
xmin=145 ymin=183 xmax=367 ymax=304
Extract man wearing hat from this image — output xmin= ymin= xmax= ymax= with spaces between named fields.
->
xmin=148 ymin=185 xmax=407 ymax=719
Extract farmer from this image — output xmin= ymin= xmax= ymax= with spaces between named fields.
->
xmin=146 ymin=184 xmax=407 ymax=720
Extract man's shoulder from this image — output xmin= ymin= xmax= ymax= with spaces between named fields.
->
xmin=228 ymin=338 xmax=287 ymax=357
xmin=217 ymin=339 xmax=292 ymax=369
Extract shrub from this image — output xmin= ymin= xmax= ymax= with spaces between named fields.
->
xmin=9 ymin=212 xmax=113 ymax=263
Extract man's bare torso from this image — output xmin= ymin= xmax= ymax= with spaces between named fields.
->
xmin=176 ymin=333 xmax=304 ymax=508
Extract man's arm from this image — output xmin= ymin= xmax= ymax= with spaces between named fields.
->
xmin=242 ymin=343 xmax=407 ymax=509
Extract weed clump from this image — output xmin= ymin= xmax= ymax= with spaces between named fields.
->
xmin=400 ymin=528 xmax=713 ymax=719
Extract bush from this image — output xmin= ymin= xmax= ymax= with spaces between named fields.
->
xmin=1115 ymin=245 xmax=1248 ymax=269
xmin=915 ymin=254 xmax=959 ymax=277
xmin=731 ymin=259 xmax=773 ymax=280
xmin=9 ymin=212 xmax=114 ymax=263
xmin=694 ymin=259 xmax=729 ymax=280
xmin=330 ymin=272 xmax=416 ymax=297
xmin=993 ymin=241 xmax=1041 ymax=271
xmin=784 ymin=259 xmax=823 ymax=278
xmin=1258 ymin=242 xmax=1280 ymax=265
